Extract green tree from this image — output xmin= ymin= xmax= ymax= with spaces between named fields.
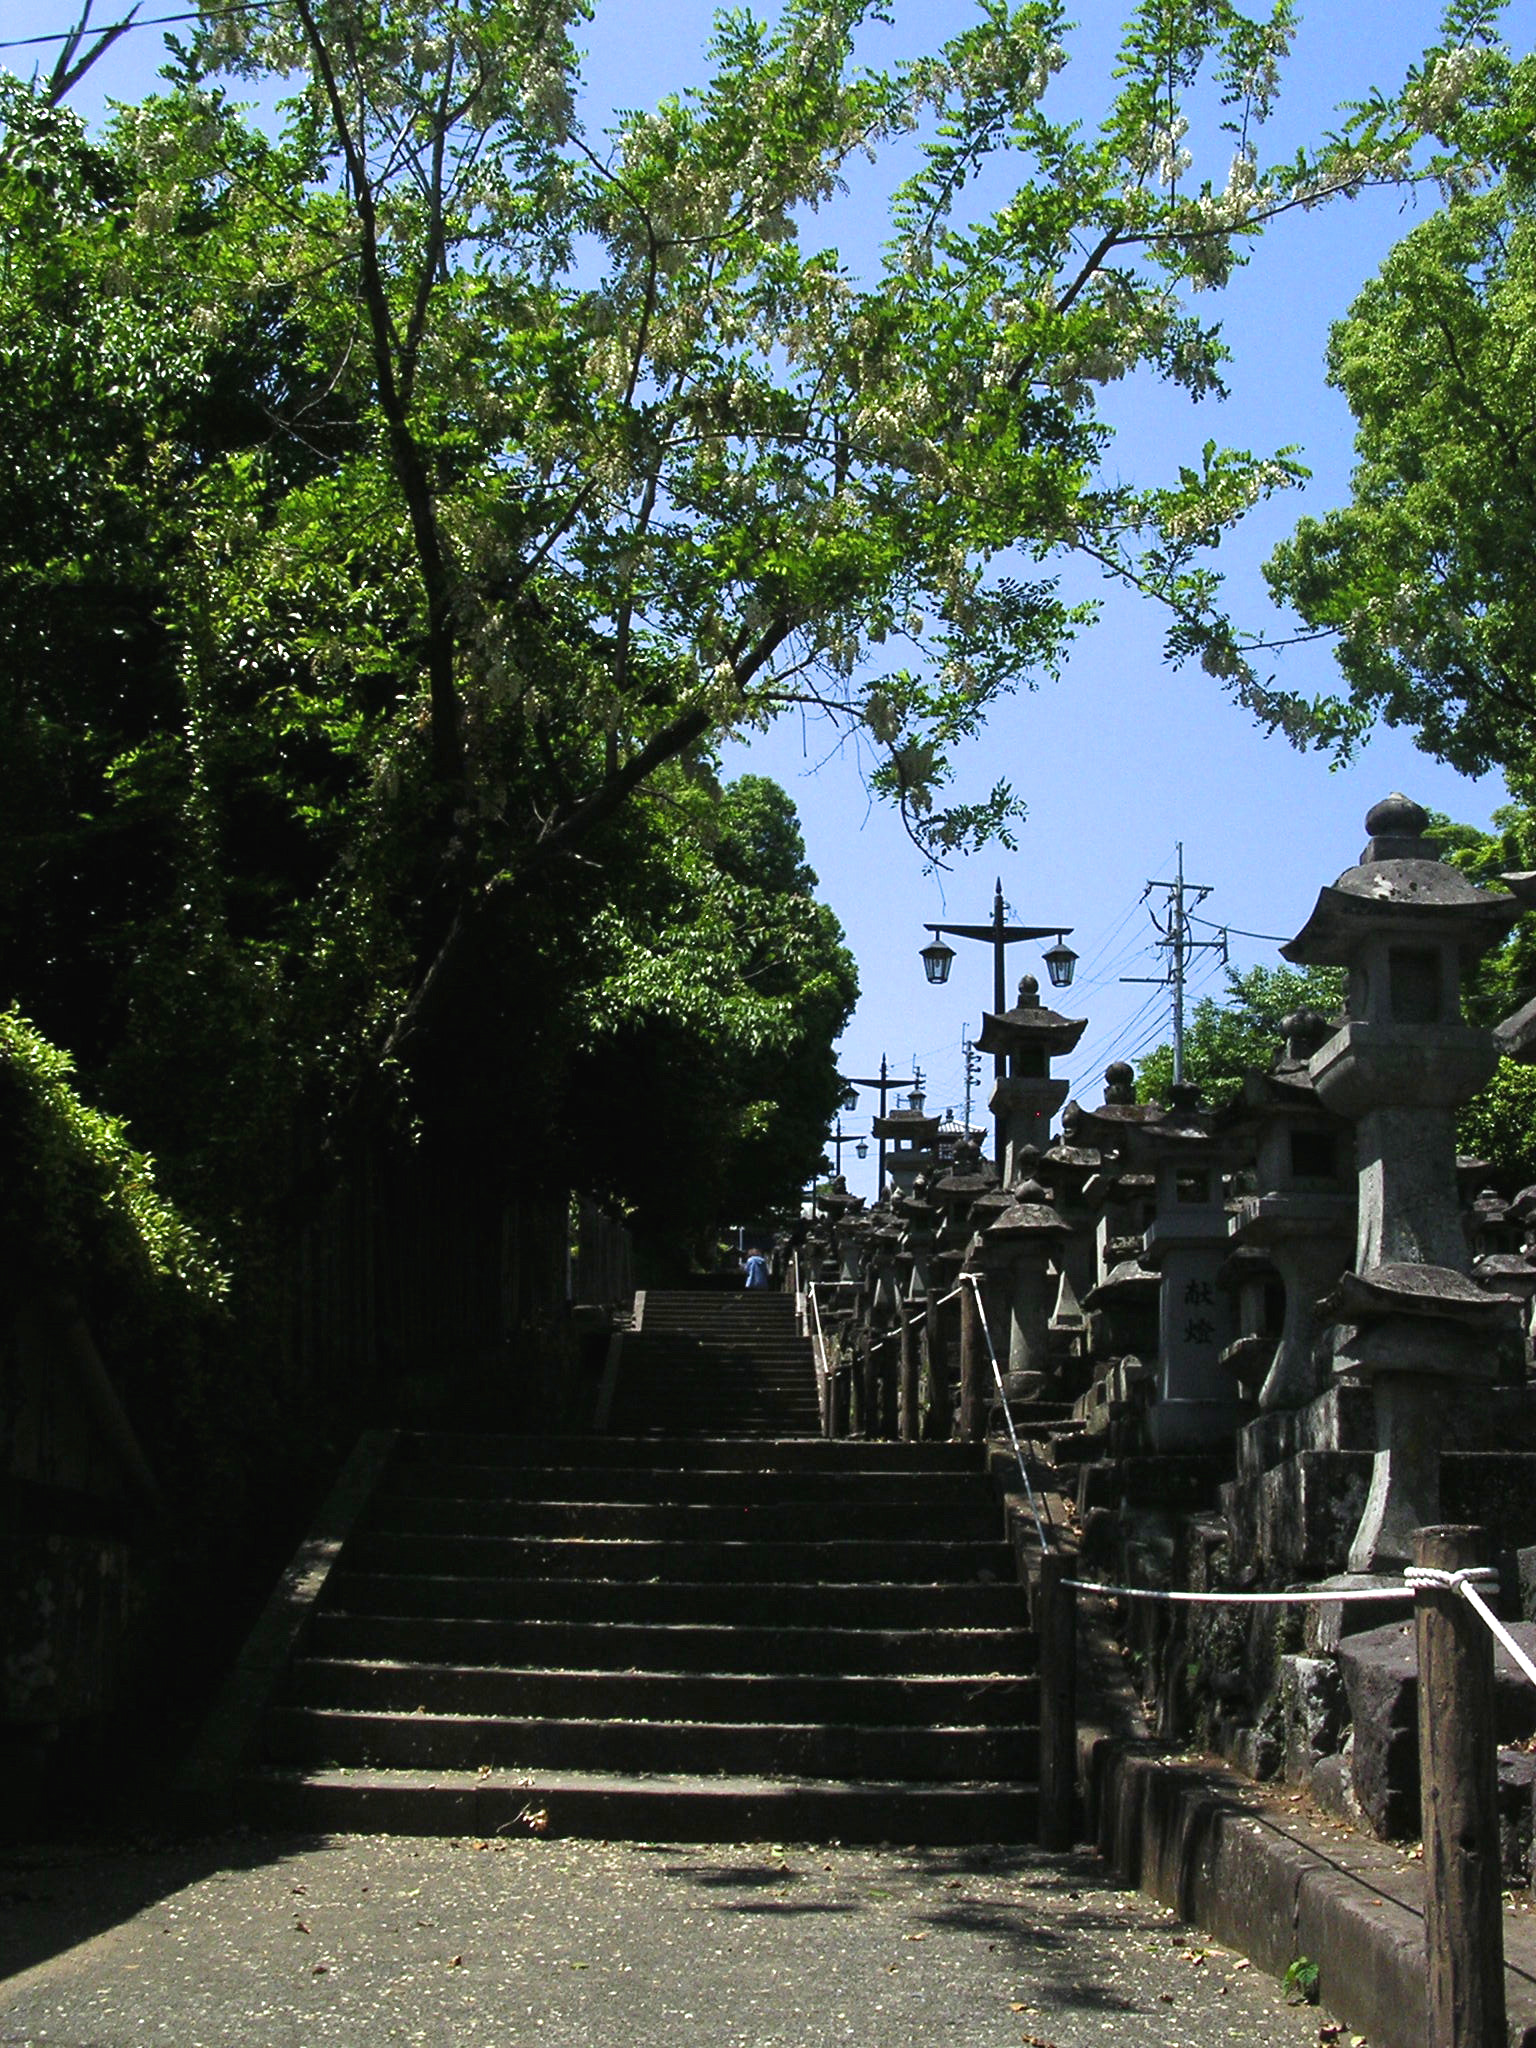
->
xmin=150 ymin=0 xmax=1482 ymax=1051
xmin=1136 ymin=964 xmax=1345 ymax=1106
xmin=1262 ymin=39 xmax=1536 ymax=775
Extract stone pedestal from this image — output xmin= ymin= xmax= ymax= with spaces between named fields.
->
xmin=1327 ymin=1264 xmax=1515 ymax=1572
xmin=1143 ymin=1224 xmax=1244 ymax=1449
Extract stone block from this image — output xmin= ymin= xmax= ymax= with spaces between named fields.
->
xmin=1338 ymin=1621 xmax=1422 ymax=1838
xmin=1442 ymin=1452 xmax=1536 ymax=1550
xmin=1339 ymin=1616 xmax=1536 ymax=1839
xmin=1281 ymin=1654 xmax=1345 ymax=1783
xmin=1236 ymin=1382 xmax=1377 ymax=1480
xmin=1499 ymin=1747 xmax=1536 ymax=1886
xmin=1257 ymin=1450 xmax=1372 ymax=1579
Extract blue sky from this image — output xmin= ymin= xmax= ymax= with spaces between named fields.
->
xmin=5 ymin=0 xmax=1520 ymax=1199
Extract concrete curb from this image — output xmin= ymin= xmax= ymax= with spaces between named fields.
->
xmin=1081 ymin=1682 xmax=1536 ymax=2048
xmin=173 ymin=1427 xmax=399 ymax=1827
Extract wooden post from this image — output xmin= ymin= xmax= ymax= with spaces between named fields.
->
xmin=1414 ymin=1524 xmax=1506 ymax=2048
xmin=857 ymin=1327 xmax=876 ymax=1438
xmin=877 ymin=1327 xmax=899 ymax=1438
xmin=959 ymin=1275 xmax=985 ymax=1441
xmin=1038 ymin=1549 xmax=1077 ymax=1852
xmin=899 ymin=1307 xmax=920 ymax=1443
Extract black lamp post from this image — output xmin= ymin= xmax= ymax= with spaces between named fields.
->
xmin=841 ymin=1055 xmax=916 ymax=1194
xmin=921 ymin=879 xmax=1076 ymax=1166
xmin=826 ymin=1122 xmax=868 ymax=1176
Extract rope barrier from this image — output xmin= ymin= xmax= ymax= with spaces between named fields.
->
xmin=1407 ymin=1565 xmax=1536 ymax=1693
xmin=1062 ymin=1563 xmax=1536 ymax=1696
xmin=1062 ymin=1578 xmax=1415 ymax=1605
xmin=958 ymin=1272 xmax=1050 ymax=1554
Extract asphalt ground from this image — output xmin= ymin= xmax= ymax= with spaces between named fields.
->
xmin=0 ymin=1832 xmax=1351 ymax=2048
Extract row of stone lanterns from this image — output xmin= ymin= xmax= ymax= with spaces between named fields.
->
xmin=795 ymin=795 xmax=1536 ymax=1595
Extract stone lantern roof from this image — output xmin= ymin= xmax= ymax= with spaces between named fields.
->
xmin=817 ymin=1175 xmax=863 ymax=1222
xmin=983 ymin=1179 xmax=1071 ymax=1243
xmin=1082 ymin=1254 xmax=1159 ymax=1309
xmin=934 ymin=1138 xmax=997 ymax=1203
xmin=1063 ymin=1063 xmax=1165 ymax=1147
xmin=871 ymin=1103 xmax=943 ymax=1142
xmin=975 ymin=975 xmax=1088 ymax=1060
xmin=1283 ymin=794 xmax=1517 ymax=967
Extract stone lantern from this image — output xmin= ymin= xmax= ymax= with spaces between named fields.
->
xmin=975 ymin=977 xmax=1088 ymax=1188
xmin=1136 ymin=1084 xmax=1247 ymax=1450
xmin=893 ymin=1173 xmax=940 ymax=1305
xmin=1283 ymin=793 xmax=1522 ymax=1568
xmin=1284 ymin=793 xmax=1517 ymax=1274
xmin=872 ymin=1095 xmax=942 ymax=1197
xmin=974 ymin=1177 xmax=1073 ymax=1396
xmin=1220 ymin=1008 xmax=1356 ymax=1412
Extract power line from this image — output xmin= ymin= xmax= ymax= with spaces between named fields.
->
xmin=1189 ymin=912 xmax=1292 ymax=945
xmin=0 ymin=0 xmax=275 ymax=51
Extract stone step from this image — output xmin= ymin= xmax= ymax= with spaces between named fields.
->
xmin=383 ymin=1465 xmax=995 ymax=1506
xmin=322 ymin=1570 xmax=1026 ymax=1629
xmin=304 ymin=1613 xmax=1037 ymax=1676
xmin=363 ymin=1498 xmax=1004 ymax=1542
xmin=281 ymin=1658 xmax=1038 ymax=1726
xmin=241 ymin=1765 xmax=1038 ymax=1842
xmin=344 ymin=1531 xmax=1017 ymax=1584
xmin=393 ymin=1433 xmax=986 ymax=1472
xmin=262 ymin=1704 xmax=1034 ymax=1780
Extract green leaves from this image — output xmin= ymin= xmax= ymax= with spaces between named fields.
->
xmin=1265 ymin=161 xmax=1536 ymax=776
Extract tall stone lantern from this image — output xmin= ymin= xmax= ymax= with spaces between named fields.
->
xmin=975 ymin=977 xmax=1088 ymax=1189
xmin=1284 ymin=794 xmax=1517 ymax=1274
xmin=1283 ymin=793 xmax=1522 ymax=1568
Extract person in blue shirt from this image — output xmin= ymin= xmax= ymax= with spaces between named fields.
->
xmin=743 ymin=1250 xmax=770 ymax=1288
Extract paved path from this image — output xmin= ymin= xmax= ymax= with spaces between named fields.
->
xmin=1 ymin=1833 xmax=1346 ymax=2048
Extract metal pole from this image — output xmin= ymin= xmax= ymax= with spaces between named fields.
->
xmin=992 ymin=880 xmax=1007 ymax=1167
xmin=1172 ymin=843 xmax=1186 ymax=1089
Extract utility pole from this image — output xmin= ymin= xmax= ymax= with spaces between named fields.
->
xmin=961 ymin=1027 xmax=981 ymax=1135
xmin=1122 ymin=843 xmax=1227 ymax=1089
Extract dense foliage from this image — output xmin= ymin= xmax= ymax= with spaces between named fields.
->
xmin=1136 ymin=964 xmax=1345 ymax=1107
xmin=1263 ymin=28 xmax=1536 ymax=774
xmin=1 ymin=0 xmax=1518 ymax=1358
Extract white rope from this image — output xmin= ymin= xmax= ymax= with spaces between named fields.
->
xmin=806 ymin=1283 xmax=834 ymax=1432
xmin=958 ymin=1271 xmax=1050 ymax=1553
xmin=1063 ymin=1579 xmax=1415 ymax=1606
xmin=1405 ymin=1566 xmax=1536 ymax=1692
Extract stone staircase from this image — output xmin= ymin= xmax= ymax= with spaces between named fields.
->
xmin=205 ymin=1291 xmax=1042 ymax=1841
xmin=604 ymin=1287 xmax=821 ymax=1435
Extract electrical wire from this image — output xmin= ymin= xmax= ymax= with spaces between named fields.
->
xmin=1 ymin=0 xmax=276 ymax=50
xmin=1188 ymin=912 xmax=1292 ymax=944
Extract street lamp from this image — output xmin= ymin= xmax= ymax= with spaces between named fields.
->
xmin=841 ymin=1055 xmax=918 ymax=1194
xmin=920 ymin=938 xmax=956 ymax=984
xmin=826 ymin=1122 xmax=865 ymax=1177
xmin=920 ymin=878 xmax=1075 ymax=1166
xmin=1042 ymin=937 xmax=1079 ymax=990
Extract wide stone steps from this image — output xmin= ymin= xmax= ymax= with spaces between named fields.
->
xmin=262 ymin=1705 xmax=1031 ymax=1779
xmin=216 ymin=1292 xmax=1038 ymax=1840
xmin=366 ymin=1496 xmax=1003 ymax=1541
xmin=303 ymin=1613 xmax=1036 ymax=1675
xmin=343 ymin=1530 xmax=1016 ymax=1584
xmin=279 ymin=1659 xmax=1037 ymax=1726
xmin=607 ymin=1290 xmax=820 ymax=1435
xmin=383 ymin=1462 xmax=991 ymax=1505
xmin=248 ymin=1766 xmax=1037 ymax=1842
xmin=317 ymin=1568 xmax=1026 ymax=1629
